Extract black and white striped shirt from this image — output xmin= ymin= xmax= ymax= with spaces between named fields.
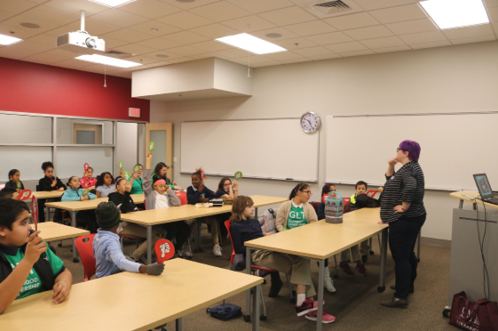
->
xmin=380 ymin=161 xmax=426 ymax=223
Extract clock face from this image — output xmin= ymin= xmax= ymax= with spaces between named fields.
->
xmin=300 ymin=112 xmax=320 ymax=133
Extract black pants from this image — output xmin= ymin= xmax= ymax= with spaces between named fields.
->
xmin=77 ymin=210 xmax=98 ymax=234
xmin=161 ymin=221 xmax=191 ymax=251
xmin=38 ymin=199 xmax=63 ymax=223
xmin=388 ymin=214 xmax=426 ymax=300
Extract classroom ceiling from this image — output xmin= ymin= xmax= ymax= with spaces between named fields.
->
xmin=1 ymin=0 xmax=498 ymax=79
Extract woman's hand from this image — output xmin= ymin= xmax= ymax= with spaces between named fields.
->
xmin=233 ymin=180 xmax=239 ymax=189
xmin=51 ymin=180 xmax=57 ymax=187
xmin=58 ymin=187 xmax=64 ymax=191
xmin=388 ymin=157 xmax=398 ymax=166
xmin=393 ymin=205 xmax=404 ymax=214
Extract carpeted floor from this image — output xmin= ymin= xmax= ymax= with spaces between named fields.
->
xmin=52 ymin=227 xmax=456 ymax=331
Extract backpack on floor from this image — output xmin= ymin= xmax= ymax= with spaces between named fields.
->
xmin=258 ymin=207 xmax=279 ymax=235
xmin=206 ymin=303 xmax=242 ymax=321
xmin=325 ymin=192 xmax=344 ymax=224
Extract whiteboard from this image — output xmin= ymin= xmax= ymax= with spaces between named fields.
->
xmin=181 ymin=119 xmax=319 ymax=182
xmin=325 ymin=113 xmax=498 ymax=191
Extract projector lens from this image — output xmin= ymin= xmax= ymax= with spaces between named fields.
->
xmin=86 ymin=37 xmax=96 ymax=48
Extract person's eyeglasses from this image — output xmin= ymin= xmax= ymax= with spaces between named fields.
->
xmin=397 ymin=148 xmax=405 ymax=152
xmin=302 ymin=190 xmax=312 ymax=196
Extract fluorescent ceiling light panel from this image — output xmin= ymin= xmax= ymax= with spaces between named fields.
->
xmin=216 ymin=33 xmax=286 ymax=55
xmin=0 ymin=34 xmax=22 ymax=46
xmin=419 ymin=0 xmax=489 ymax=29
xmin=75 ymin=54 xmax=142 ymax=68
xmin=88 ymin=0 xmax=136 ymax=7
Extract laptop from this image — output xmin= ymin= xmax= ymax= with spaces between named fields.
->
xmin=473 ymin=173 xmax=498 ymax=205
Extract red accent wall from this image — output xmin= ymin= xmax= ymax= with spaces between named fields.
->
xmin=0 ymin=57 xmax=149 ymax=121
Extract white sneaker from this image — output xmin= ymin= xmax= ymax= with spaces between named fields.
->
xmin=324 ymin=273 xmax=336 ymax=293
xmin=182 ymin=243 xmax=192 ymax=258
xmin=213 ymin=244 xmax=222 ymax=257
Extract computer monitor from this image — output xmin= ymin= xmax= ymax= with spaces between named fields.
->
xmin=473 ymin=173 xmax=493 ymax=198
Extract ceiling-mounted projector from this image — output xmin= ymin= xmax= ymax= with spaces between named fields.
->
xmin=57 ymin=10 xmax=105 ymax=54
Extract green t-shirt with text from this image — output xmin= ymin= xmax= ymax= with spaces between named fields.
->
xmin=287 ymin=204 xmax=307 ymax=229
xmin=4 ymin=243 xmax=64 ymax=299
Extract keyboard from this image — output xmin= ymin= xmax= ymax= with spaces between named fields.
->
xmin=484 ymin=196 xmax=498 ymax=205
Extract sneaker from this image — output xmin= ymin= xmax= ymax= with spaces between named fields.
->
xmin=356 ymin=262 xmax=367 ymax=276
xmin=380 ymin=297 xmax=408 ymax=309
xmin=305 ymin=310 xmax=336 ymax=324
xmin=339 ymin=262 xmax=354 ymax=276
xmin=213 ymin=244 xmax=222 ymax=257
xmin=182 ymin=243 xmax=192 ymax=258
xmin=323 ymin=274 xmax=336 ymax=293
xmin=295 ymin=299 xmax=318 ymax=316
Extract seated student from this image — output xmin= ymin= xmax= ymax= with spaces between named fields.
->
xmin=0 ymin=199 xmax=72 ymax=313
xmin=142 ymin=154 xmax=190 ymax=259
xmin=129 ymin=164 xmax=144 ymax=194
xmin=152 ymin=162 xmax=182 ymax=191
xmin=0 ymin=188 xmax=19 ymax=200
xmin=186 ymin=169 xmax=220 ymax=257
xmin=5 ymin=169 xmax=24 ymax=192
xmin=61 ymin=176 xmax=98 ymax=233
xmin=80 ymin=166 xmax=97 ymax=190
xmin=321 ymin=183 xmax=335 ymax=203
xmin=38 ymin=161 xmax=66 ymax=223
xmin=277 ymin=183 xmax=336 ymax=293
xmin=214 ymin=177 xmax=239 ymax=241
xmin=108 ymin=177 xmax=163 ymax=262
xmin=92 ymin=201 xmax=164 ymax=278
xmin=231 ymin=196 xmax=335 ymax=324
xmin=95 ymin=172 xmax=116 ymax=198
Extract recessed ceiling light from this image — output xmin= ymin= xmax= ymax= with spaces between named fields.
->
xmin=419 ymin=0 xmax=489 ymax=29
xmin=266 ymin=33 xmax=282 ymax=38
xmin=0 ymin=33 xmax=22 ymax=46
xmin=75 ymin=54 xmax=142 ymax=68
xmin=20 ymin=23 xmax=40 ymax=29
xmin=216 ymin=33 xmax=286 ymax=55
xmin=156 ymin=54 xmax=169 ymax=58
xmin=88 ymin=0 xmax=137 ymax=7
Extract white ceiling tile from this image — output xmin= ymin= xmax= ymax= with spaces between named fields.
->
xmin=189 ymin=1 xmax=250 ymax=22
xmin=22 ymin=51 xmax=71 ymax=64
xmin=83 ymin=18 xmax=122 ymax=35
xmin=162 ymin=31 xmax=209 ymax=45
xmin=281 ymin=57 xmax=312 ymax=64
xmin=337 ymin=49 xmax=375 ymax=57
xmin=187 ymin=53 xmax=217 ymax=60
xmin=128 ymin=20 xmax=181 ymax=37
xmin=156 ymin=11 xmax=213 ymax=30
xmin=232 ymin=55 xmax=271 ymax=64
xmin=0 ymin=10 xmax=15 ymax=21
xmin=284 ymin=20 xmax=337 ymax=36
xmin=222 ymin=15 xmax=276 ymax=32
xmin=253 ymin=60 xmax=283 ymax=67
xmin=264 ymin=50 xmax=306 ymax=61
xmin=0 ymin=0 xmax=37 ymax=14
xmin=399 ymin=30 xmax=448 ymax=44
xmin=258 ymin=6 xmax=316 ymax=26
xmin=2 ymin=15 xmax=58 ymax=35
xmin=273 ymin=37 xmax=317 ymax=50
xmin=488 ymin=7 xmax=498 ymax=21
xmin=137 ymin=37 xmax=181 ymax=50
xmin=324 ymin=13 xmax=380 ymax=31
xmin=350 ymin=0 xmax=417 ymax=11
xmin=385 ymin=18 xmax=438 ymax=35
xmin=293 ymin=46 xmax=334 ymax=57
xmin=216 ymin=48 xmax=251 ymax=58
xmin=369 ymin=4 xmax=428 ymax=24
xmin=21 ymin=6 xmax=80 ymax=26
xmin=225 ymin=0 xmax=293 ymax=14
xmin=250 ymin=27 xmax=299 ymax=41
xmin=324 ymin=41 xmax=369 ymax=53
xmin=492 ymin=22 xmax=498 ymax=34
xmin=0 ymin=23 xmax=40 ymax=39
xmin=360 ymin=36 xmax=406 ymax=49
xmin=103 ymin=28 xmax=152 ymax=43
xmin=307 ymin=31 xmax=354 ymax=45
xmin=26 ymin=34 xmax=57 ymax=46
xmin=166 ymin=45 xmax=207 ymax=56
xmin=90 ymin=8 xmax=149 ymax=27
xmin=374 ymin=45 xmax=412 ymax=53
xmin=450 ymin=35 xmax=496 ymax=45
xmin=102 ymin=36 xmax=129 ymax=49
xmin=0 ymin=41 xmax=52 ymax=59
xmin=443 ymin=24 xmax=494 ymax=40
xmin=484 ymin=0 xmax=498 ymax=8
xmin=143 ymin=50 xmax=184 ymax=60
xmin=191 ymin=40 xmax=232 ymax=52
xmin=118 ymin=0 xmax=182 ymax=19
xmin=343 ymin=25 xmax=394 ymax=40
xmin=113 ymin=43 xmax=156 ymax=55
xmin=190 ymin=23 xmax=239 ymax=39
xmin=410 ymin=40 xmax=451 ymax=49
xmin=157 ymin=0 xmax=220 ymax=10
xmin=309 ymin=53 xmax=342 ymax=61
xmin=44 ymin=0 xmax=110 ymax=16
xmin=55 ymin=58 xmax=97 ymax=69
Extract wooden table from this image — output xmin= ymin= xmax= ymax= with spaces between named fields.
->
xmin=0 ymin=259 xmax=263 ymax=331
xmin=244 ymin=208 xmax=389 ymax=330
xmin=450 ymin=190 xmax=498 ymax=210
xmin=45 ymin=194 xmax=144 ymax=262
xmin=37 ymin=222 xmax=89 ymax=242
xmin=121 ymin=195 xmax=288 ymax=264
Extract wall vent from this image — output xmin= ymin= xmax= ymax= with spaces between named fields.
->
xmin=301 ymin=0 xmax=363 ymax=18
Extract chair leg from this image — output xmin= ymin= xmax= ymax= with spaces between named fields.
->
xmin=377 ymin=234 xmax=382 ymax=255
xmin=333 ymin=255 xmax=339 ymax=279
xmin=259 ymin=283 xmax=267 ymax=320
xmin=369 ymin=237 xmax=374 ymax=255
xmin=285 ymin=274 xmax=296 ymax=303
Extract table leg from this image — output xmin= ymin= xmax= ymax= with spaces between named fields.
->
xmin=175 ymin=317 xmax=182 ymax=331
xmin=245 ymin=246 xmax=252 ymax=322
xmin=316 ymin=259 xmax=324 ymax=331
xmin=459 ymin=200 xmax=464 ymax=209
xmin=71 ymin=211 xmax=79 ymax=263
xmin=147 ymin=225 xmax=152 ymax=265
xmin=254 ymin=207 xmax=258 ymax=218
xmin=195 ymin=219 xmax=203 ymax=252
xmin=46 ymin=203 xmax=50 ymax=223
xmin=378 ymin=228 xmax=388 ymax=292
xmin=252 ymin=284 xmax=260 ymax=331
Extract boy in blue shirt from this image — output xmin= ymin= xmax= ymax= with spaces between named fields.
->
xmin=0 ymin=199 xmax=72 ymax=314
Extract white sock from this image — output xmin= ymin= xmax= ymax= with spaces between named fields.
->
xmin=296 ymin=294 xmax=306 ymax=306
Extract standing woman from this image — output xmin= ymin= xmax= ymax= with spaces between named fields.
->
xmin=380 ymin=140 xmax=426 ymax=309
xmin=152 ymin=162 xmax=182 ymax=191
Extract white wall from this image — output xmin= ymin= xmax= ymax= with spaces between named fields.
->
xmin=150 ymin=41 xmax=498 ymax=241
xmin=116 ymin=122 xmax=138 ymax=175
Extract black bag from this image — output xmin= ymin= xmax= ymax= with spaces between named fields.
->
xmin=206 ymin=303 xmax=242 ymax=321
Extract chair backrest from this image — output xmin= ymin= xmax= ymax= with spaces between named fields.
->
xmin=343 ymin=197 xmax=350 ymax=213
xmin=74 ymin=234 xmax=97 ymax=281
xmin=366 ymin=190 xmax=378 ymax=198
xmin=224 ymin=220 xmax=236 ymax=264
xmin=309 ymin=201 xmax=320 ymax=213
xmin=175 ymin=191 xmax=188 ymax=205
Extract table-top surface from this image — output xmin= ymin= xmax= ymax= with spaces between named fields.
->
xmin=1 ymin=259 xmax=262 ymax=331
xmin=245 ymin=207 xmax=388 ymax=260
xmin=450 ymin=190 xmax=498 ymax=210
xmin=31 ymin=191 xmax=64 ymax=200
xmin=45 ymin=194 xmax=145 ymax=211
xmin=37 ymin=222 xmax=89 ymax=242
xmin=120 ymin=195 xmax=288 ymax=226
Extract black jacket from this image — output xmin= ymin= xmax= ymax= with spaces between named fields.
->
xmin=230 ymin=219 xmax=263 ymax=257
xmin=4 ymin=180 xmax=24 ymax=190
xmin=38 ymin=176 xmax=66 ymax=191
xmin=186 ymin=186 xmax=216 ymax=205
xmin=108 ymin=191 xmax=137 ymax=213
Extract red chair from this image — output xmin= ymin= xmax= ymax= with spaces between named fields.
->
xmin=74 ymin=234 xmax=96 ymax=281
xmin=309 ymin=201 xmax=320 ymax=213
xmin=366 ymin=190 xmax=378 ymax=198
xmin=175 ymin=191 xmax=188 ymax=205
xmin=343 ymin=197 xmax=350 ymax=213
